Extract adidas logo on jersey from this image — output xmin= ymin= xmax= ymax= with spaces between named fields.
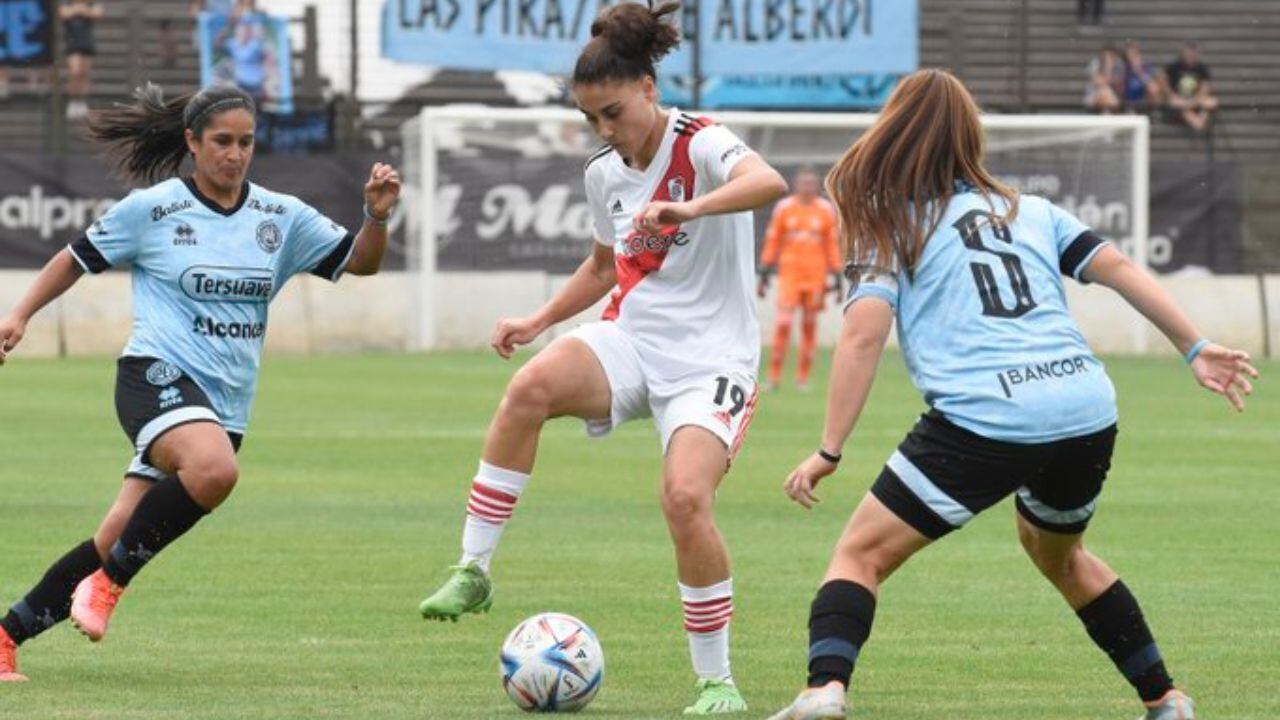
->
xmin=610 ymin=199 xmax=624 ymax=214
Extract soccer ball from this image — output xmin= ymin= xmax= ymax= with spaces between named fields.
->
xmin=499 ymin=612 xmax=604 ymax=712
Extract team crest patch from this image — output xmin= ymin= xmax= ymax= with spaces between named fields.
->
xmin=145 ymin=360 xmax=182 ymax=386
xmin=667 ymin=176 xmax=686 ymax=203
xmin=256 ymin=220 xmax=283 ymax=254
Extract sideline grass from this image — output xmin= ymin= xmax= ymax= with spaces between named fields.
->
xmin=1 ymin=351 xmax=1275 ymax=719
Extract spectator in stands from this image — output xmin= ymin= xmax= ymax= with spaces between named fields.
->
xmin=213 ymin=12 xmax=270 ymax=104
xmin=1084 ymin=45 xmax=1124 ymax=114
xmin=1121 ymin=40 xmax=1162 ymax=111
xmin=60 ymin=0 xmax=104 ymax=120
xmin=1162 ymin=41 xmax=1218 ymax=133
xmin=1077 ymin=0 xmax=1104 ymax=25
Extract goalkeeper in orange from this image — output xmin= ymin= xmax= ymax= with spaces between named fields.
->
xmin=758 ymin=167 xmax=843 ymax=391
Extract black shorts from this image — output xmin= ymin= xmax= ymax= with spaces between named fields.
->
xmin=64 ymin=24 xmax=95 ymax=56
xmin=115 ymin=356 xmax=242 ymax=482
xmin=871 ymin=410 xmax=1117 ymax=539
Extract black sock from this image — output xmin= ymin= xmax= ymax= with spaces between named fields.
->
xmin=807 ymin=580 xmax=877 ymax=689
xmin=102 ymin=478 xmax=209 ymax=587
xmin=0 ymin=539 xmax=101 ymax=645
xmin=1076 ymin=580 xmax=1175 ymax=702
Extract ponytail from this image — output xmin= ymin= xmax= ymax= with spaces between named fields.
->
xmin=87 ymin=83 xmax=256 ymax=184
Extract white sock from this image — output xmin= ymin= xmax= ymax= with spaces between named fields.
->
xmin=680 ymin=578 xmax=734 ymax=681
xmin=459 ymin=461 xmax=529 ymax=572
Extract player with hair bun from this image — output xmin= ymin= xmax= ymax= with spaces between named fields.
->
xmin=0 ymin=83 xmax=400 ymax=681
xmin=418 ymin=2 xmax=788 ymax=713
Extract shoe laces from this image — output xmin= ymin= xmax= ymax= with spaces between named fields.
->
xmin=695 ymin=678 xmax=737 ymax=699
xmin=90 ymin=575 xmax=124 ymax=615
xmin=446 ymin=564 xmax=486 ymax=590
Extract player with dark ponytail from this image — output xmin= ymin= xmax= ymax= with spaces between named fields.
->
xmin=0 ymin=83 xmax=400 ymax=680
xmin=418 ymin=2 xmax=787 ymax=714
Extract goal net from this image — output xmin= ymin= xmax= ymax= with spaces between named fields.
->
xmin=401 ymin=107 xmax=1149 ymax=351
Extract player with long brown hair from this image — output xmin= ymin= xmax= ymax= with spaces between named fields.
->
xmin=768 ymin=69 xmax=1256 ymax=720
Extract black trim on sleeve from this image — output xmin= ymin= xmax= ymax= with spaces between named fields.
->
xmin=583 ymin=144 xmax=613 ymax=172
xmin=68 ymin=235 xmax=111 ymax=274
xmin=1059 ymin=230 xmax=1107 ymax=279
xmin=310 ymin=232 xmax=355 ymax=280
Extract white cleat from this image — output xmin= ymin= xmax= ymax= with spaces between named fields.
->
xmin=1139 ymin=690 xmax=1195 ymax=720
xmin=765 ymin=682 xmax=846 ymax=720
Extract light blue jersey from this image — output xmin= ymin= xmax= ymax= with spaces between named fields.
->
xmin=846 ymin=190 xmax=1116 ymax=443
xmin=69 ymin=177 xmax=353 ymax=432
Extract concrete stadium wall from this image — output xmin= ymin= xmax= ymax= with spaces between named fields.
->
xmin=1 ymin=270 xmax=1274 ymax=360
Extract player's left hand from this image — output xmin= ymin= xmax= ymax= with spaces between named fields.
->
xmin=784 ymin=451 xmax=839 ymax=510
xmin=0 ymin=312 xmax=27 ymax=367
xmin=1190 ymin=343 xmax=1259 ymax=412
xmin=364 ymin=162 xmax=402 ymax=220
xmin=633 ymin=201 xmax=697 ymax=234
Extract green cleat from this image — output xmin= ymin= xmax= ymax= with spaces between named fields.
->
xmin=418 ymin=563 xmax=493 ymax=621
xmin=683 ymin=678 xmax=748 ymax=715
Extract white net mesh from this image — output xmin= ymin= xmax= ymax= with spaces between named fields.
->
xmin=401 ymin=108 xmax=1148 ymax=349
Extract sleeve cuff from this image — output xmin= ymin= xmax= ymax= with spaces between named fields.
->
xmin=310 ymin=233 xmax=356 ymax=282
xmin=843 ymin=285 xmax=897 ymax=313
xmin=68 ymin=235 xmax=111 ymax=274
xmin=1059 ymin=230 xmax=1109 ymax=283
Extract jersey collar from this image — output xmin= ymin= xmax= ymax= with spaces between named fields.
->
xmin=183 ymin=176 xmax=250 ymax=216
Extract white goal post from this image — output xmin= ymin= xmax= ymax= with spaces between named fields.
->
xmin=401 ymin=106 xmax=1149 ymax=352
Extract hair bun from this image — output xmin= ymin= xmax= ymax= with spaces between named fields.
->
xmin=590 ymin=1 xmax=681 ymax=67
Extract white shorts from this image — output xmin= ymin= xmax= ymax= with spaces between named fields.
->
xmin=566 ymin=322 xmax=759 ymax=458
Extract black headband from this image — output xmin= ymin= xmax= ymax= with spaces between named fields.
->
xmin=184 ymin=96 xmax=253 ymax=130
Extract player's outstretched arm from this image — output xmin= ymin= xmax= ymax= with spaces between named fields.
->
xmin=634 ymin=155 xmax=787 ymax=233
xmin=0 ymin=249 xmax=84 ymax=365
xmin=490 ymin=243 xmax=617 ymax=359
xmin=1082 ymin=244 xmax=1259 ymax=411
xmin=345 ymin=162 xmax=402 ymax=276
xmin=784 ymin=297 xmax=893 ymax=509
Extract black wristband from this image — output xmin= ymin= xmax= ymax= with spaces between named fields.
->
xmin=817 ymin=447 xmax=842 ymax=464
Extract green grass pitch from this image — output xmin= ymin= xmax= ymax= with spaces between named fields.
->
xmin=0 ymin=351 xmax=1276 ymax=719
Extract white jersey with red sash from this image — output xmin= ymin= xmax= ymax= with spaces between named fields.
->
xmin=583 ymin=109 xmax=760 ymax=382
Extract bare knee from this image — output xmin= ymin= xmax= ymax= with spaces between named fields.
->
xmin=181 ymin=457 xmax=239 ymax=509
xmin=499 ymin=366 xmax=555 ymax=423
xmin=661 ymin=479 xmax=712 ymax=532
xmin=1020 ymin=525 xmax=1083 ymax=580
xmin=833 ymin=532 xmax=901 ymax=586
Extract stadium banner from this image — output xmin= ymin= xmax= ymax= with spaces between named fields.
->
xmin=658 ymin=73 xmax=901 ymax=109
xmin=994 ymin=159 xmax=1245 ymax=275
xmin=256 ymin=109 xmax=335 ymax=153
xmin=0 ymin=0 xmax=55 ymax=67
xmin=429 ymin=152 xmax=1241 ymax=274
xmin=198 ymin=10 xmax=295 ymax=114
xmin=0 ymin=153 xmax=407 ymax=270
xmin=0 ymin=153 xmax=1242 ymax=275
xmin=381 ymin=0 xmax=918 ymax=77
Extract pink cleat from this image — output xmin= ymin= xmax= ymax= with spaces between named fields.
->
xmin=0 ymin=625 xmax=27 ymax=682
xmin=70 ymin=570 xmax=125 ymax=642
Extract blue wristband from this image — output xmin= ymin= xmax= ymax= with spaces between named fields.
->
xmin=1184 ymin=338 xmax=1209 ymax=365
